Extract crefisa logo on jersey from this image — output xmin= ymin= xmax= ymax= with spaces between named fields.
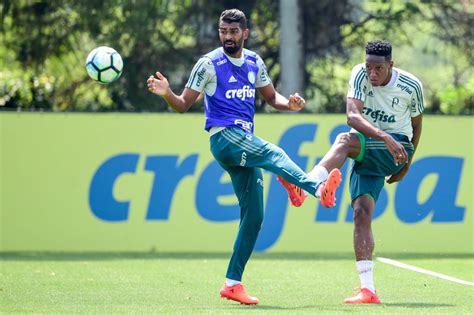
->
xmin=225 ymin=85 xmax=256 ymax=101
xmin=363 ymin=107 xmax=396 ymax=123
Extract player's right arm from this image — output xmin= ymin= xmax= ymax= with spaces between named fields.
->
xmin=147 ymin=57 xmax=214 ymax=113
xmin=346 ymin=65 xmax=408 ymax=164
xmin=147 ymin=72 xmax=200 ymax=113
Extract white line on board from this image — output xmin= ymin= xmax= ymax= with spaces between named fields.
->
xmin=377 ymin=257 xmax=474 ymax=286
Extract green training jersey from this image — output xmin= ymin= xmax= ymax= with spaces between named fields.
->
xmin=347 ymin=64 xmax=424 ymax=140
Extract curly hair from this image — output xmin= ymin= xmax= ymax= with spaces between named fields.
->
xmin=365 ymin=40 xmax=392 ymax=61
xmin=220 ymin=9 xmax=247 ymax=30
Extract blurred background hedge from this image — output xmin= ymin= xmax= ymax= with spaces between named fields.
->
xmin=0 ymin=0 xmax=472 ymax=114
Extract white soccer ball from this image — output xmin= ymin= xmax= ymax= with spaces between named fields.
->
xmin=85 ymin=46 xmax=123 ymax=84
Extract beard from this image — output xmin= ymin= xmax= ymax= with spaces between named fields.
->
xmin=222 ymin=39 xmax=243 ymax=54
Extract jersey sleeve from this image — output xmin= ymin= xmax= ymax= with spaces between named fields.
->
xmin=185 ymin=57 xmax=215 ymax=93
xmin=347 ymin=64 xmax=368 ymax=102
xmin=409 ymin=78 xmax=424 ymax=117
xmin=255 ymin=55 xmax=272 ymax=88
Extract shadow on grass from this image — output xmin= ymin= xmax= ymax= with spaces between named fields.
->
xmin=212 ymin=302 xmax=454 ymax=312
xmin=0 ymin=252 xmax=472 ymax=262
xmin=258 ymin=302 xmax=455 ymax=311
xmin=214 ymin=304 xmax=353 ymax=312
xmin=383 ymin=302 xmax=455 ymax=308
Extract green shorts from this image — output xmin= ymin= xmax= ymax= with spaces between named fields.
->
xmin=349 ymin=132 xmax=414 ymax=202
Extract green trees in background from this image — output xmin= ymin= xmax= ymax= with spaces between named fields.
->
xmin=0 ymin=0 xmax=472 ymax=114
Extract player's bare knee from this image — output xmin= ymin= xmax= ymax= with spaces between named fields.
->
xmin=335 ymin=133 xmax=350 ymax=145
xmin=334 ymin=133 xmax=353 ymax=153
xmin=353 ymin=207 xmax=372 ymax=228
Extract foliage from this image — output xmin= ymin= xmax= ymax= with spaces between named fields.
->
xmin=0 ymin=0 xmax=472 ymax=114
xmin=305 ymin=0 xmax=474 ymax=113
xmin=438 ymin=75 xmax=474 ymax=115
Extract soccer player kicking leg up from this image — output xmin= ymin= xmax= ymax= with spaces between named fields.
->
xmin=147 ymin=8 xmax=341 ymax=305
xmin=278 ymin=40 xmax=423 ymax=304
xmin=213 ymin=128 xmax=339 ymax=304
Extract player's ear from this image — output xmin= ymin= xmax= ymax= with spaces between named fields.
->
xmin=243 ymin=28 xmax=250 ymax=40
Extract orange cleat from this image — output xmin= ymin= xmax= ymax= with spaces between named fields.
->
xmin=220 ymin=283 xmax=259 ymax=305
xmin=319 ymin=168 xmax=342 ymax=208
xmin=277 ymin=176 xmax=307 ymax=207
xmin=344 ymin=288 xmax=381 ymax=304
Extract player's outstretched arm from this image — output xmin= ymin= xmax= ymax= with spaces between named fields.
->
xmin=257 ymin=84 xmax=305 ymax=112
xmin=147 ymin=72 xmax=200 ymax=113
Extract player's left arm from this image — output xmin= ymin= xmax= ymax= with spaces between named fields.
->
xmin=386 ymin=114 xmax=423 ymax=184
xmin=257 ymin=84 xmax=305 ymax=112
xmin=254 ymin=54 xmax=304 ymax=112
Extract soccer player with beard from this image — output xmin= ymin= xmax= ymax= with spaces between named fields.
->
xmin=147 ymin=9 xmax=341 ymax=305
xmin=278 ymin=40 xmax=424 ymax=304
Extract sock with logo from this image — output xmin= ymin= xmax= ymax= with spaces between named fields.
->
xmin=308 ymin=165 xmax=329 ymax=197
xmin=356 ymin=260 xmax=376 ymax=293
xmin=225 ymin=278 xmax=241 ymax=287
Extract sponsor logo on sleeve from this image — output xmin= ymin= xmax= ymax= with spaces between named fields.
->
xmin=196 ymin=68 xmax=206 ymax=87
xmin=397 ymin=84 xmax=413 ymax=95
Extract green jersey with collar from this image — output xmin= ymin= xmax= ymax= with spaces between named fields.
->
xmin=347 ymin=63 xmax=424 ymax=140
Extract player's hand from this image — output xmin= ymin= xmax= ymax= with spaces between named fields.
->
xmin=147 ymin=72 xmax=170 ymax=96
xmin=386 ymin=163 xmax=410 ymax=184
xmin=383 ymin=134 xmax=408 ymax=166
xmin=288 ymin=93 xmax=305 ymax=111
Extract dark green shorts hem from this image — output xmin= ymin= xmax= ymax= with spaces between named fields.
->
xmin=351 ymin=192 xmax=376 ymax=202
xmin=354 ymin=132 xmax=365 ymax=163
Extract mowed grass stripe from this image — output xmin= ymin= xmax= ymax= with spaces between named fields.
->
xmin=0 ymin=253 xmax=472 ymax=313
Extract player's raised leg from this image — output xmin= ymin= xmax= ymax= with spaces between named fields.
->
xmin=218 ymin=127 xmax=319 ymax=205
xmin=277 ymin=132 xmax=360 ymax=207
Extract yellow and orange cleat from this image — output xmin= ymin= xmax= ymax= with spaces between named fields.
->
xmin=319 ymin=168 xmax=342 ymax=208
xmin=276 ymin=176 xmax=307 ymax=207
xmin=344 ymin=288 xmax=381 ymax=304
xmin=220 ymin=283 xmax=259 ymax=305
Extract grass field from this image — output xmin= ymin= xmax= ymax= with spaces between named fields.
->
xmin=1 ymin=252 xmax=473 ymax=314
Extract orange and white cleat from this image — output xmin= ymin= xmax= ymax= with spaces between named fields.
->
xmin=343 ymin=288 xmax=381 ymax=304
xmin=276 ymin=176 xmax=307 ymax=207
xmin=220 ymin=283 xmax=259 ymax=305
xmin=319 ymin=168 xmax=342 ymax=208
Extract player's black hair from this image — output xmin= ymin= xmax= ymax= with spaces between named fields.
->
xmin=365 ymin=40 xmax=392 ymax=61
xmin=220 ymin=9 xmax=248 ymax=30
